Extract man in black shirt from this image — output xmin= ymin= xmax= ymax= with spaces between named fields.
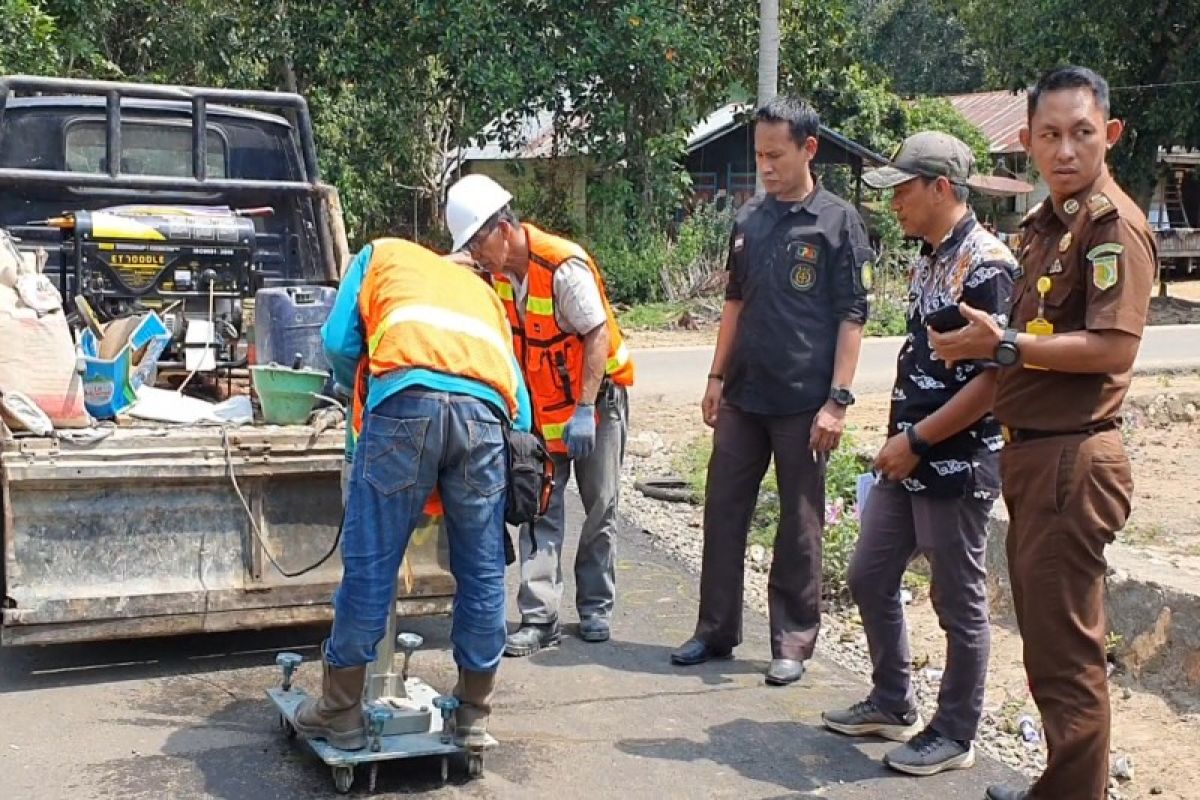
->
xmin=821 ymin=132 xmax=1015 ymax=777
xmin=671 ymin=97 xmax=872 ymax=686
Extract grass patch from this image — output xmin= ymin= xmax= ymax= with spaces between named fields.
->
xmin=677 ymin=428 xmax=871 ymax=602
xmin=618 ymin=301 xmax=689 ymax=330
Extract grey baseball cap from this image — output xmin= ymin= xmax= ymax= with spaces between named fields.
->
xmin=862 ymin=131 xmax=975 ymax=190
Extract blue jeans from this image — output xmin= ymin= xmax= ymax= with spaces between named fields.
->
xmin=326 ymin=388 xmax=508 ymax=673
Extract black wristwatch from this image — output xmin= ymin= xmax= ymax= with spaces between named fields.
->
xmin=829 ymin=386 xmax=856 ymax=407
xmin=994 ymin=328 xmax=1021 ymax=367
xmin=905 ymin=425 xmax=932 ymax=457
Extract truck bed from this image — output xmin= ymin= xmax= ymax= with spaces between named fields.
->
xmin=1 ymin=422 xmax=453 ymax=645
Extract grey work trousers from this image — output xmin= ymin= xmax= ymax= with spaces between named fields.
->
xmin=517 ymin=384 xmax=629 ymax=624
xmin=694 ymin=404 xmax=826 ymax=661
xmin=850 ymin=477 xmax=993 ymax=742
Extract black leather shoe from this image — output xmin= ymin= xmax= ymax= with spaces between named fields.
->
xmin=985 ymin=785 xmax=1031 ymax=800
xmin=670 ymin=638 xmax=733 ymax=666
xmin=765 ymin=658 xmax=805 ymax=686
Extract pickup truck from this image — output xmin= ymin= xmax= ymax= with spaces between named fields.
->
xmin=0 ymin=76 xmax=452 ymax=646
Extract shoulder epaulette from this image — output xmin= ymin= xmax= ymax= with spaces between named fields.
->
xmin=1086 ymin=192 xmax=1118 ymax=222
xmin=1019 ymin=201 xmax=1043 ymax=227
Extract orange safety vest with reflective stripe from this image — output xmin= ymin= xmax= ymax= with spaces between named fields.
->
xmin=351 ymin=238 xmax=520 ymax=513
xmin=359 ymin=238 xmax=521 ymax=416
xmin=492 ymin=224 xmax=634 ymax=454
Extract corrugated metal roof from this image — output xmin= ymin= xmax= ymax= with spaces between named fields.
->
xmin=946 ymin=91 xmax=1027 ymax=155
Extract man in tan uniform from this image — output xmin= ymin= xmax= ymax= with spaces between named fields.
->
xmin=930 ymin=65 xmax=1156 ymax=800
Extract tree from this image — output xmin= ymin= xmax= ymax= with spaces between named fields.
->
xmin=0 ymin=0 xmax=60 ymax=74
xmin=851 ymin=0 xmax=989 ymax=95
xmin=959 ymin=0 xmax=1200 ymax=207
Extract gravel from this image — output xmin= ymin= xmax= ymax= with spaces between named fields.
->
xmin=619 ymin=437 xmax=1131 ymax=798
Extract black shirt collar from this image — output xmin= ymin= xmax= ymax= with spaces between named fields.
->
xmin=765 ymin=182 xmax=826 ymax=216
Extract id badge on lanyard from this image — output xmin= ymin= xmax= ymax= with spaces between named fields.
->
xmin=1023 ymin=275 xmax=1054 ymax=370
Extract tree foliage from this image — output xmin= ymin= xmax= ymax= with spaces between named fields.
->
xmin=958 ymin=0 xmax=1200 ymax=206
xmin=3 ymin=0 xmax=991 ymax=258
xmin=851 ymin=0 xmax=989 ymax=95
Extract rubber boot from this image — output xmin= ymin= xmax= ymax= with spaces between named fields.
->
xmin=452 ymin=668 xmax=496 ymax=749
xmin=293 ymin=648 xmax=367 ymax=751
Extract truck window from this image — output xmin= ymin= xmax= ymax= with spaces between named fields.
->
xmin=65 ymin=121 xmax=228 ymax=178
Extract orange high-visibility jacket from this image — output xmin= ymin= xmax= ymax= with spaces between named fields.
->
xmin=351 ymin=238 xmax=522 ymax=513
xmin=493 ymin=224 xmax=634 ymax=454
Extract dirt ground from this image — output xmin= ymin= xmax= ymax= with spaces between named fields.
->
xmin=626 ymin=372 xmax=1200 ymax=800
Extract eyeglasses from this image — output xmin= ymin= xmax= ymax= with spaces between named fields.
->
xmin=465 ymin=225 xmax=494 ymax=260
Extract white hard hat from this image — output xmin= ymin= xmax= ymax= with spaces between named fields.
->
xmin=445 ymin=174 xmax=514 ymax=252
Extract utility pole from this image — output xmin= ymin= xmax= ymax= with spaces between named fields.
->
xmin=757 ymin=0 xmax=780 ymax=192
xmin=758 ymin=0 xmax=780 ymax=108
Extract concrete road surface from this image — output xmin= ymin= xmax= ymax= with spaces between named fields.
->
xmin=0 ymin=496 xmax=1021 ymax=799
xmin=631 ymin=323 xmax=1200 ymax=405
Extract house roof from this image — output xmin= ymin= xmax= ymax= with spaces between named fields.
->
xmin=458 ymin=102 xmax=887 ymax=166
xmin=687 ymin=103 xmax=887 ymax=165
xmin=946 ymin=90 xmax=1026 ymax=155
xmin=458 ymin=109 xmax=564 ymax=161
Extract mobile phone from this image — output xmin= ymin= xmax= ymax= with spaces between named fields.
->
xmin=925 ymin=304 xmax=969 ymax=333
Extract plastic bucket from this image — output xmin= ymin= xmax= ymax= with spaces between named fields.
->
xmin=251 ymin=364 xmax=330 ymax=425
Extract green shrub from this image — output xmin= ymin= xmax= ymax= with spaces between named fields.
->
xmin=866 ymin=289 xmax=910 ymax=337
xmin=588 ymin=231 xmax=668 ymax=306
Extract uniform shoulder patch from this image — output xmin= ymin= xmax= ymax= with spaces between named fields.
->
xmin=1087 ymin=242 xmax=1124 ymax=290
xmin=1086 ymin=192 xmax=1118 ymax=222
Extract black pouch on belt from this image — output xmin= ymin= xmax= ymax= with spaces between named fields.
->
xmin=501 ymin=426 xmax=555 ymax=562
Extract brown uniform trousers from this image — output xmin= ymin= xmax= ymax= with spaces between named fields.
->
xmin=1001 ymin=429 xmax=1132 ymax=799
xmin=997 ymin=173 xmax=1155 ymax=799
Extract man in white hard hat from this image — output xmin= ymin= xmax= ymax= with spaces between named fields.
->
xmin=445 ymin=174 xmax=636 ymax=657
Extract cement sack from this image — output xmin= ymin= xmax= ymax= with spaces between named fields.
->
xmin=0 ymin=308 xmax=91 ymax=428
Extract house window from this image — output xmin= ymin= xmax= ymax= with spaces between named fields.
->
xmin=728 ymin=170 xmax=757 ymax=207
xmin=690 ymin=171 xmax=718 ymax=204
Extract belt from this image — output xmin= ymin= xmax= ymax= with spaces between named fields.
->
xmin=1001 ymin=419 xmax=1118 ymax=443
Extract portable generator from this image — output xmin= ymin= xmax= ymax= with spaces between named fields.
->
xmin=60 ymin=205 xmax=262 ymax=371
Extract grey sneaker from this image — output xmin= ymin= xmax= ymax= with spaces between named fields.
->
xmin=883 ymin=726 xmax=975 ymax=776
xmin=822 ymin=698 xmax=923 ymax=742
xmin=504 ymin=622 xmax=561 ymax=657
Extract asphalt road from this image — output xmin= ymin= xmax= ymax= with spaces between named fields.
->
xmin=630 ymin=323 xmax=1200 ymax=405
xmin=0 ymin=496 xmax=1019 ymax=800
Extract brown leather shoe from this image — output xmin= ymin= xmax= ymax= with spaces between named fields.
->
xmin=293 ymin=648 xmax=367 ymax=751
xmin=452 ymin=668 xmax=496 ymax=748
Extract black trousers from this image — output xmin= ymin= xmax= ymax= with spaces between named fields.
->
xmin=694 ymin=403 xmax=825 ymax=660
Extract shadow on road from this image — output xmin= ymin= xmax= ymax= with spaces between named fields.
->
xmin=617 ymin=717 xmax=889 ymax=797
xmin=0 ymin=615 xmax=454 ymax=695
xmin=524 ymin=630 xmax=769 ymax=687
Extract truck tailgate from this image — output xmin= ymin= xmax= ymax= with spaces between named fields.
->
xmin=1 ymin=423 xmax=453 ymax=645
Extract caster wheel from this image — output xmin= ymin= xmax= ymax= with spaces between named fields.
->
xmin=283 ymin=719 xmax=297 ymax=740
xmin=368 ymin=763 xmax=379 ymax=793
xmin=332 ymin=765 xmax=354 ymax=794
xmin=466 ymin=753 xmax=484 ymax=778
xmin=440 ymin=756 xmax=449 ymax=783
